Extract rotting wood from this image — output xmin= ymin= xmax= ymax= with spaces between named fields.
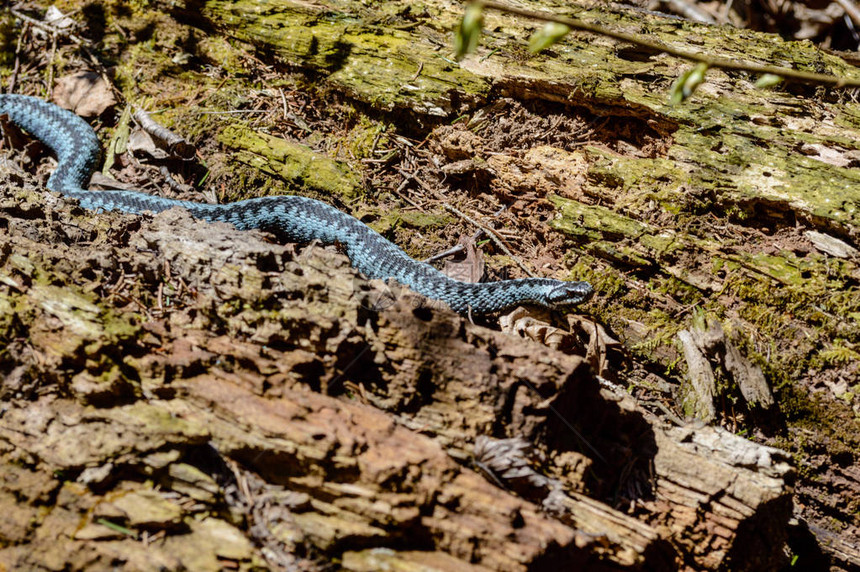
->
xmin=0 ymin=190 xmax=792 ymax=570
xmin=2 ymin=0 xmax=859 ymax=568
xmin=169 ymin=3 xmax=860 ymax=566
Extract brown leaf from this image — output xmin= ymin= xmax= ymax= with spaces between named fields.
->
xmin=443 ymin=235 xmax=484 ymax=283
xmin=500 ymin=308 xmax=572 ymax=350
xmin=567 ymin=315 xmax=626 ymax=378
xmin=127 ymin=129 xmax=171 ymax=161
xmin=498 ymin=310 xmax=620 ymax=374
xmin=53 ymin=72 xmax=117 ymax=118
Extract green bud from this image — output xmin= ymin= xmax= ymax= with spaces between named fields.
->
xmin=755 ymin=74 xmax=783 ymax=89
xmin=528 ymin=22 xmax=571 ymax=54
xmin=669 ymin=62 xmax=709 ymax=104
xmin=454 ymin=3 xmax=485 ymax=61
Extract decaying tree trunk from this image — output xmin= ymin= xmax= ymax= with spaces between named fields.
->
xmin=0 ymin=198 xmax=792 ymax=570
xmin=1 ymin=0 xmax=858 ymax=570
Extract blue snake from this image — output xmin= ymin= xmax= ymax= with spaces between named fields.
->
xmin=0 ymin=94 xmax=593 ymax=314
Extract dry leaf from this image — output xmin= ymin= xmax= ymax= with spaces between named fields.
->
xmin=42 ymin=6 xmax=75 ymax=31
xmin=53 ymin=72 xmax=117 ymax=118
xmin=500 ymin=308 xmax=572 ymax=350
xmin=499 ymin=310 xmax=623 ymax=377
xmin=566 ymin=315 xmax=625 ymax=378
xmin=443 ymin=235 xmax=485 ymax=283
xmin=127 ymin=129 xmax=171 ymax=161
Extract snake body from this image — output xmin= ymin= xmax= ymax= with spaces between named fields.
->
xmin=0 ymin=94 xmax=593 ymax=314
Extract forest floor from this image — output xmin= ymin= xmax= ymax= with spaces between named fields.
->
xmin=0 ymin=0 xmax=859 ymax=570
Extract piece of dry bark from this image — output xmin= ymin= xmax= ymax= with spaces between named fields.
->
xmin=679 ymin=315 xmax=775 ymax=425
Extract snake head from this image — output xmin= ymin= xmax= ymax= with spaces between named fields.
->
xmin=546 ymin=281 xmax=594 ymax=307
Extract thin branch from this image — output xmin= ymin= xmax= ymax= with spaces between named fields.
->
xmin=396 ymin=167 xmax=539 ymax=278
xmin=9 ymin=8 xmax=89 ymax=46
xmin=834 ymin=0 xmax=860 ymax=31
xmin=475 ymin=0 xmax=860 ymax=88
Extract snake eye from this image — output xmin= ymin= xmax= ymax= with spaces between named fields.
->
xmin=547 ymin=281 xmax=594 ymax=306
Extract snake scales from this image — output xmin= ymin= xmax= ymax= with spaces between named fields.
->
xmin=0 ymin=94 xmax=593 ymax=314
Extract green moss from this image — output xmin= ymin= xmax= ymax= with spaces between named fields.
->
xmin=398 ymin=210 xmax=453 ymax=229
xmin=817 ymin=341 xmax=860 ymax=367
xmin=205 ymin=0 xmax=490 ymax=115
xmin=0 ymin=13 xmax=17 ymax=66
xmin=196 ymin=36 xmax=250 ymax=76
xmin=343 ymin=117 xmax=391 ymax=160
xmin=668 ymin=122 xmax=860 ymax=229
xmin=363 ymin=208 xmax=453 ymax=240
xmin=218 ymin=123 xmax=362 ymax=200
xmin=549 ymin=194 xmax=651 ymax=241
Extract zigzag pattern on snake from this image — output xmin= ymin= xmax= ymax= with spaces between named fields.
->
xmin=0 ymin=94 xmax=593 ymax=314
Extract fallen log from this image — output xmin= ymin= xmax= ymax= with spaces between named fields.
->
xmin=0 ymin=197 xmax=793 ymax=569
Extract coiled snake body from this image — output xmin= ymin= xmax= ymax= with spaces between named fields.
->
xmin=0 ymin=94 xmax=593 ymax=314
